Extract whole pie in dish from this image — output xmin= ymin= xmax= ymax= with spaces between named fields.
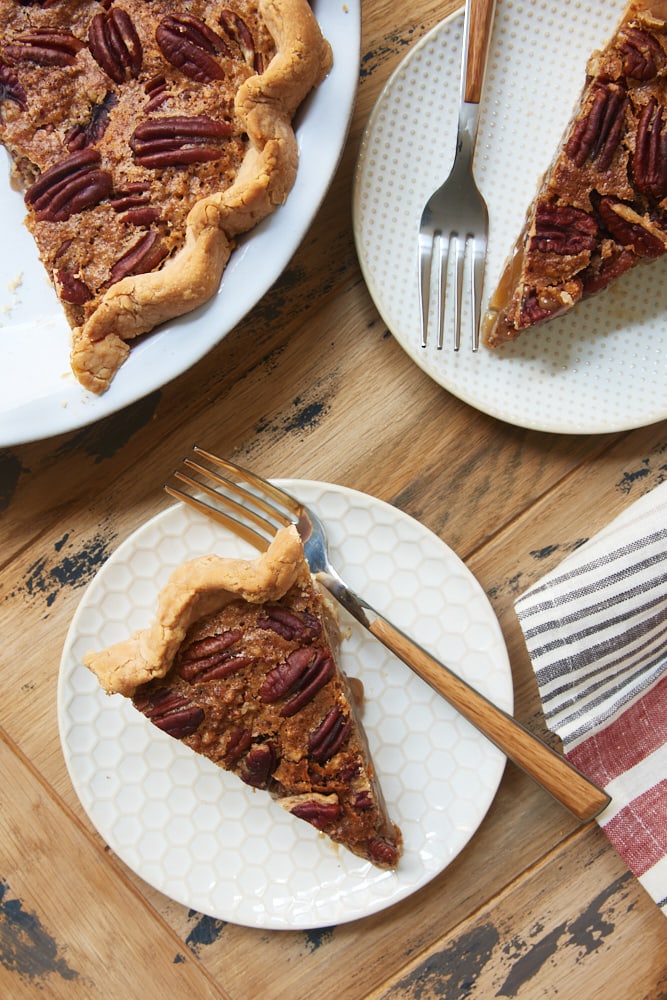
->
xmin=483 ymin=0 xmax=667 ymax=348
xmin=0 ymin=0 xmax=331 ymax=392
xmin=83 ymin=525 xmax=403 ymax=869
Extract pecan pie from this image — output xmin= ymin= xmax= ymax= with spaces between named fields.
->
xmin=483 ymin=0 xmax=667 ymax=348
xmin=83 ymin=525 xmax=403 ymax=869
xmin=0 ymin=0 xmax=331 ymax=392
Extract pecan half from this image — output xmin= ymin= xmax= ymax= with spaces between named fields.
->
xmin=308 ymin=705 xmax=351 ymax=763
xmin=130 ymin=115 xmax=233 ymax=168
xmin=632 ymin=97 xmax=667 ymax=200
xmin=259 ymin=647 xmax=312 ymax=702
xmin=156 ymin=14 xmax=229 ymax=82
xmin=219 ymin=9 xmax=259 ymax=71
xmin=565 ymin=83 xmax=627 ymax=170
xmin=598 ymin=196 xmax=665 ymax=257
xmin=238 ymin=742 xmax=277 ymax=788
xmin=123 ymin=206 xmax=161 ymax=226
xmin=529 ymin=201 xmax=598 ymax=256
xmin=25 ymin=149 xmax=112 ymax=222
xmin=109 ymin=231 xmax=169 ymax=284
xmin=109 ymin=182 xmax=160 ymax=225
xmin=617 ymin=26 xmax=665 ymax=80
xmin=259 ymin=646 xmax=334 ymax=715
xmin=144 ymin=75 xmax=169 ymax=112
xmin=133 ymin=687 xmax=205 ymax=739
xmin=581 ymin=246 xmax=635 ymax=295
xmin=289 ymin=797 xmax=340 ymax=831
xmin=353 ymin=791 xmax=374 ymax=811
xmin=65 ymin=92 xmax=117 ymax=151
xmin=281 ymin=649 xmax=335 ymax=717
xmin=337 ymin=761 xmax=361 ymax=783
xmin=223 ymin=727 xmax=253 ymax=767
xmin=257 ymin=605 xmax=321 ymax=642
xmin=177 ymin=629 xmax=250 ymax=683
xmin=4 ymin=28 xmax=83 ymax=67
xmin=517 ymin=290 xmax=553 ymax=328
xmin=55 ymin=269 xmax=92 ymax=304
xmin=0 ymin=63 xmax=27 ymax=116
xmin=367 ymin=836 xmax=401 ymax=868
xmin=88 ymin=8 xmax=142 ymax=83
xmin=516 ymin=282 xmax=583 ymax=330
xmin=109 ymin=181 xmax=151 ymax=211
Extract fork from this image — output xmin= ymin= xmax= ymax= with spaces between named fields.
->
xmin=418 ymin=0 xmax=497 ymax=351
xmin=165 ymin=446 xmax=611 ymax=823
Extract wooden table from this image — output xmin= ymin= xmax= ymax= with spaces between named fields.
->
xmin=2 ymin=1 xmax=666 ymax=996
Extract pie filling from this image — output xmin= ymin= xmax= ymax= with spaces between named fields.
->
xmin=483 ymin=0 xmax=667 ymax=348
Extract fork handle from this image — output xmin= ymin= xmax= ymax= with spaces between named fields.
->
xmin=369 ymin=615 xmax=611 ymax=823
xmin=463 ymin=0 xmax=497 ymax=104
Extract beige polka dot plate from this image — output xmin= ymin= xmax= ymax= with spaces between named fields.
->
xmin=58 ymin=481 xmax=512 ymax=929
xmin=353 ymin=0 xmax=667 ymax=434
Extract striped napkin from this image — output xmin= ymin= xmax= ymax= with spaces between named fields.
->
xmin=515 ymin=480 xmax=667 ymax=917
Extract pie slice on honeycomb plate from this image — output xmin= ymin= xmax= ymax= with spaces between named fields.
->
xmin=83 ymin=525 xmax=403 ymax=869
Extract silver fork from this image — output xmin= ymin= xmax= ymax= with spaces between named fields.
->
xmin=165 ymin=446 xmax=610 ymax=823
xmin=418 ymin=0 xmax=497 ymax=351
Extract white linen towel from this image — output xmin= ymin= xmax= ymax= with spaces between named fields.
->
xmin=515 ymin=480 xmax=667 ymax=916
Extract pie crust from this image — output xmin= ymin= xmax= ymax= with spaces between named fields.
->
xmin=483 ymin=0 xmax=667 ymax=348
xmin=84 ymin=525 xmax=403 ymax=869
xmin=0 ymin=0 xmax=331 ymax=392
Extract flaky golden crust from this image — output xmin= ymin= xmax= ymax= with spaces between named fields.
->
xmin=71 ymin=0 xmax=331 ymax=392
xmin=84 ymin=524 xmax=304 ymax=696
xmin=70 ymin=217 xmax=233 ymax=390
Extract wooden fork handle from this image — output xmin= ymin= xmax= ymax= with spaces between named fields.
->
xmin=464 ymin=0 xmax=497 ymax=105
xmin=369 ymin=615 xmax=611 ymax=823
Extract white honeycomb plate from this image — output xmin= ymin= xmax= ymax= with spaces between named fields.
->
xmin=353 ymin=0 xmax=667 ymax=434
xmin=58 ymin=481 xmax=512 ymax=930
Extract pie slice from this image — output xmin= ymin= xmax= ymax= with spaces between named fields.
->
xmin=483 ymin=0 xmax=667 ymax=348
xmin=83 ymin=525 xmax=403 ymax=869
xmin=0 ymin=0 xmax=331 ymax=392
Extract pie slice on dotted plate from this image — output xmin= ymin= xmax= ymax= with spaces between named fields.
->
xmin=0 ymin=0 xmax=331 ymax=392
xmin=83 ymin=525 xmax=403 ymax=869
xmin=483 ymin=0 xmax=667 ymax=348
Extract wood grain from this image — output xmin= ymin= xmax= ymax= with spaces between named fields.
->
xmin=368 ymin=615 xmax=610 ymax=821
xmin=0 ymin=731 xmax=225 ymax=1000
xmin=374 ymin=832 xmax=665 ymax=1000
xmin=1 ymin=0 xmax=666 ymax=997
xmin=464 ymin=0 xmax=497 ymax=104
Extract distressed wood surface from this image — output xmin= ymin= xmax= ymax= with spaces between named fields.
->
xmin=0 ymin=731 xmax=226 ymax=1000
xmin=1 ymin=0 xmax=667 ymax=997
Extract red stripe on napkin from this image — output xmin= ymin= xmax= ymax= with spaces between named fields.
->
xmin=567 ymin=674 xmax=667 ymax=785
xmin=601 ymin=780 xmax=667 ymax=876
xmin=515 ymin=481 xmax=667 ymax=914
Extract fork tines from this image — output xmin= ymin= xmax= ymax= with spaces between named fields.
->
xmin=419 ymin=229 xmax=486 ymax=352
xmin=164 ymin=447 xmax=298 ymax=552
